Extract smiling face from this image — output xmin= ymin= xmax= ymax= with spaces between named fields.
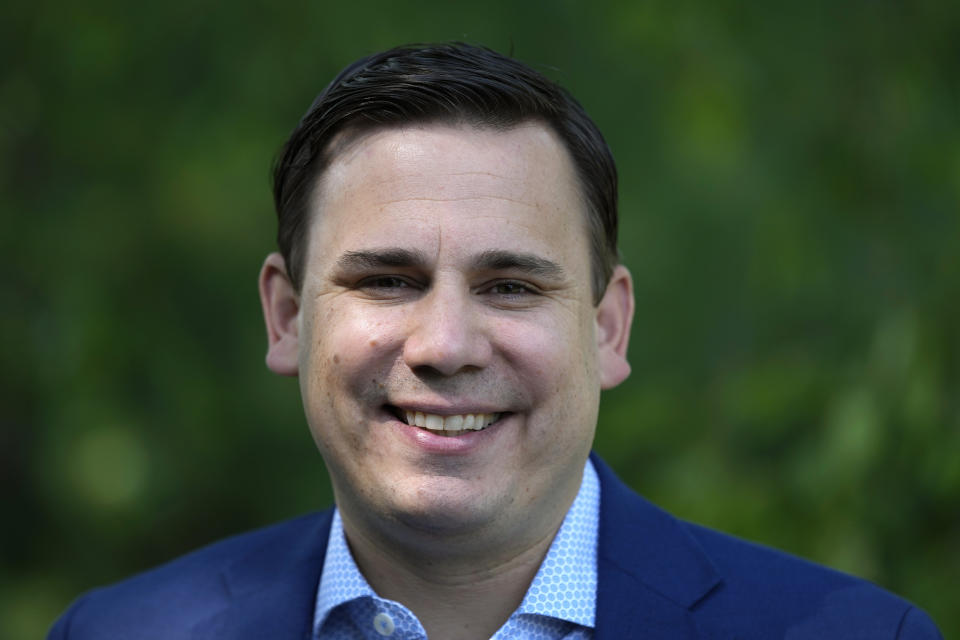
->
xmin=260 ymin=123 xmax=633 ymax=554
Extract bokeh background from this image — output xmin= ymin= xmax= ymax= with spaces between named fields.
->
xmin=3 ymin=0 xmax=958 ymax=637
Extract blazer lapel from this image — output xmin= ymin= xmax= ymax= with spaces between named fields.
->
xmin=592 ymin=454 xmax=723 ymax=640
xmin=191 ymin=510 xmax=333 ymax=640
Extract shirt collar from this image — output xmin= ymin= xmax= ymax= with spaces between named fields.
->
xmin=313 ymin=508 xmax=374 ymax=632
xmin=514 ymin=457 xmax=599 ymax=627
xmin=313 ymin=458 xmax=600 ymax=633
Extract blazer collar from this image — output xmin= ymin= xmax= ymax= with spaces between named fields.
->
xmin=191 ymin=510 xmax=333 ymax=640
xmin=592 ymin=453 xmax=722 ymax=640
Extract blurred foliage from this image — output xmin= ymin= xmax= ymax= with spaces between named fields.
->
xmin=2 ymin=0 xmax=958 ymax=637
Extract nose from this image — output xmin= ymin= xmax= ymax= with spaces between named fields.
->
xmin=402 ymin=284 xmax=492 ymax=376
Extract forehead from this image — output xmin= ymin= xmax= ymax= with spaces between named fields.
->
xmin=305 ymin=123 xmax=591 ymax=275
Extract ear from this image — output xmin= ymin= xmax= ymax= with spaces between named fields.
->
xmin=595 ymin=264 xmax=634 ymax=389
xmin=258 ymin=252 xmax=300 ymax=376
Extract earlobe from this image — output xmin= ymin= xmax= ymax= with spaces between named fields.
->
xmin=258 ymin=252 xmax=301 ymax=377
xmin=595 ymin=265 xmax=634 ymax=389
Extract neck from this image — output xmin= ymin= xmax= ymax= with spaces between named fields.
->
xmin=350 ymin=525 xmax=556 ymax=639
xmin=337 ymin=478 xmax=581 ymax=640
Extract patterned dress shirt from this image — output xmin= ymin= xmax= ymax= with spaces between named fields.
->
xmin=313 ymin=458 xmax=600 ymax=639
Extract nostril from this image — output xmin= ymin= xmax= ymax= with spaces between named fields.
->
xmin=407 ymin=362 xmax=464 ymax=379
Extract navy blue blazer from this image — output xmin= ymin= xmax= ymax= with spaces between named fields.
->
xmin=49 ymin=455 xmax=942 ymax=639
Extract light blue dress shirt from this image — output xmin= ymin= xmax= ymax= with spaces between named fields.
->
xmin=313 ymin=458 xmax=600 ymax=639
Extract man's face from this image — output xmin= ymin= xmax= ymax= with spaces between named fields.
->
xmin=265 ymin=123 xmax=631 ymax=545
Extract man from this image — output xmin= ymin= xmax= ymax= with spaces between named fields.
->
xmin=50 ymin=43 xmax=941 ymax=639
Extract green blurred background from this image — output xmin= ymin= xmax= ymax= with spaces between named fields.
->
xmin=2 ymin=0 xmax=958 ymax=637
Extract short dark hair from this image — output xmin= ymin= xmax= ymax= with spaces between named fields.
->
xmin=272 ymin=42 xmax=619 ymax=303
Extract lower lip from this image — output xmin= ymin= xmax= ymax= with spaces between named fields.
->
xmin=392 ymin=416 xmax=507 ymax=455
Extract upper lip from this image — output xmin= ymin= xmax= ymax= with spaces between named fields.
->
xmin=387 ymin=402 xmax=507 ymax=415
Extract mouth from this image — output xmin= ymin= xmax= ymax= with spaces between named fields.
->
xmin=386 ymin=405 xmax=506 ymax=437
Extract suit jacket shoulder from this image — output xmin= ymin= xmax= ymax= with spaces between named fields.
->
xmin=589 ymin=453 xmax=943 ymax=639
xmin=48 ymin=511 xmax=332 ymax=640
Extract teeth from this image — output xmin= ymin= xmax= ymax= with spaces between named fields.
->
xmin=400 ymin=411 xmax=500 ymax=432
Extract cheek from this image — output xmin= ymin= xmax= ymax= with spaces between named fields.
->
xmin=504 ymin=313 xmax=599 ymax=434
xmin=311 ymin=304 xmax=401 ymax=367
xmin=302 ymin=305 xmax=408 ymax=418
xmin=500 ymin=312 xmax=595 ymax=382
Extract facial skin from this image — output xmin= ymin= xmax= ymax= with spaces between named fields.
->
xmin=260 ymin=123 xmax=633 ymax=571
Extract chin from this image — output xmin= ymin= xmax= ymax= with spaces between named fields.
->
xmin=388 ymin=481 xmax=503 ymax=538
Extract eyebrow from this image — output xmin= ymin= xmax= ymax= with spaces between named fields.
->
xmin=336 ymin=248 xmax=430 ymax=271
xmin=471 ymin=250 xmax=566 ymax=281
xmin=335 ymin=247 xmax=566 ymax=281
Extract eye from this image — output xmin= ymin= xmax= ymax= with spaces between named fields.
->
xmin=485 ymin=280 xmax=537 ymax=296
xmin=359 ymin=276 xmax=411 ymax=290
xmin=353 ymin=275 xmax=422 ymax=300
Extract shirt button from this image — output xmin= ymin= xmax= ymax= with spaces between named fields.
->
xmin=373 ymin=612 xmax=395 ymax=636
